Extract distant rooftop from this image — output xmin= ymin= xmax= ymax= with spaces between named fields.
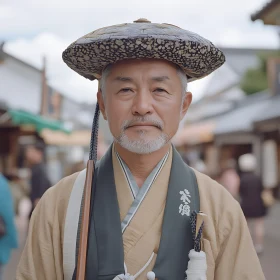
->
xmin=251 ymin=0 xmax=279 ymax=22
xmin=220 ymin=47 xmax=276 ymax=77
xmin=195 ymin=47 xmax=275 ymax=101
xmin=254 ymin=94 xmax=280 ymax=123
xmin=214 ymin=91 xmax=272 ymax=135
xmin=0 ymin=41 xmax=42 ymax=73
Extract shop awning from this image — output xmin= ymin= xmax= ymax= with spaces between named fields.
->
xmin=172 ymin=121 xmax=216 ymax=146
xmin=8 ymin=109 xmax=71 ymax=134
xmin=41 ymin=129 xmax=91 ymax=146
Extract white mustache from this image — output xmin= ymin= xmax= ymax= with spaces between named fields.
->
xmin=122 ymin=117 xmax=164 ymax=130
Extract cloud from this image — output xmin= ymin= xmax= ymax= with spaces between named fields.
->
xmin=1 ymin=0 xmax=277 ymax=43
xmin=4 ymin=33 xmax=98 ymax=103
xmin=1 ymin=0 xmax=279 ymax=102
xmin=0 ymin=5 xmax=15 ymax=20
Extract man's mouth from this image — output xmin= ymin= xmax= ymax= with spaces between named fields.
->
xmin=127 ymin=123 xmax=161 ymax=129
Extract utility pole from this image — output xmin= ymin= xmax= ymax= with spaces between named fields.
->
xmin=40 ymin=55 xmax=48 ymax=116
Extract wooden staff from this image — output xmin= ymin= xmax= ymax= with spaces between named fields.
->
xmin=76 ymin=160 xmax=95 ymax=279
xmin=76 ymin=80 xmax=100 ymax=279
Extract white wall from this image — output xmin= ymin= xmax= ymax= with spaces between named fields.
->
xmin=0 ymin=56 xmax=42 ymax=113
xmin=262 ymin=140 xmax=279 ymax=188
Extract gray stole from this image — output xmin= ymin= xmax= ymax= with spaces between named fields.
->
xmin=72 ymin=145 xmax=200 ymax=280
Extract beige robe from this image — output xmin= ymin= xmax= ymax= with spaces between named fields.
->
xmin=16 ymin=148 xmax=265 ymax=280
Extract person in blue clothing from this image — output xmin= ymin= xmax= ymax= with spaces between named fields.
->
xmin=0 ymin=173 xmax=18 ymax=280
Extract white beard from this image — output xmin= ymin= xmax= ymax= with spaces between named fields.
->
xmin=115 ymin=129 xmax=170 ymax=154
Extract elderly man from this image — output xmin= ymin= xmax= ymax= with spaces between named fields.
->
xmin=16 ymin=19 xmax=264 ymax=280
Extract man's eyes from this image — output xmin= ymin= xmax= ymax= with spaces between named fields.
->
xmin=119 ymin=88 xmax=133 ymax=93
xmin=154 ymin=88 xmax=168 ymax=94
xmin=118 ymin=88 xmax=169 ymax=94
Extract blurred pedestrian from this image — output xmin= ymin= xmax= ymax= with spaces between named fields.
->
xmin=0 ymin=173 xmax=18 ymax=280
xmin=25 ymin=143 xmax=51 ymax=217
xmin=3 ymin=171 xmax=30 ymax=215
xmin=238 ymin=153 xmax=267 ymax=255
xmin=219 ymin=159 xmax=240 ymax=199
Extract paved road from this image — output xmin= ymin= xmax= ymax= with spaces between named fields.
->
xmin=4 ymin=199 xmax=30 ymax=280
xmin=4 ymin=200 xmax=280 ymax=280
xmin=258 ymin=202 xmax=280 ymax=280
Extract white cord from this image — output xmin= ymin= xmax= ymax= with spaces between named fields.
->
xmin=121 ymin=252 xmax=155 ymax=279
xmin=134 ymin=252 xmax=155 ymax=278
xmin=124 ymin=262 xmax=128 ymax=275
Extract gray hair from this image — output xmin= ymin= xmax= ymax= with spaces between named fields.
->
xmin=100 ymin=64 xmax=112 ymax=95
xmin=100 ymin=63 xmax=188 ymax=100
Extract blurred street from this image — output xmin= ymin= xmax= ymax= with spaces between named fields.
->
xmin=3 ymin=199 xmax=280 ymax=280
xmin=3 ymin=198 xmax=31 ymax=280
xmin=259 ymin=202 xmax=280 ymax=280
xmin=1 ymin=1 xmax=280 ymax=279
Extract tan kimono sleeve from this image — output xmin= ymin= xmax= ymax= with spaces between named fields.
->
xmin=194 ymin=170 xmax=265 ymax=280
xmin=16 ymin=173 xmax=78 ymax=280
xmin=215 ymin=199 xmax=264 ymax=279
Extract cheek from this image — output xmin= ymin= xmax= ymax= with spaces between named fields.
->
xmin=163 ymin=113 xmax=181 ymax=132
xmin=159 ymin=101 xmax=181 ymax=134
xmin=105 ymin=99 xmax=131 ymax=134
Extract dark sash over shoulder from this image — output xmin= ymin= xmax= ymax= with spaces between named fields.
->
xmin=72 ymin=145 xmax=200 ymax=280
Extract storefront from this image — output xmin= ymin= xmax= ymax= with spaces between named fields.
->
xmin=0 ymin=109 xmax=70 ymax=176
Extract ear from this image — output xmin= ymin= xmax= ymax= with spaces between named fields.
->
xmin=180 ymin=92 xmax=192 ymax=120
xmin=97 ymin=91 xmax=107 ymax=120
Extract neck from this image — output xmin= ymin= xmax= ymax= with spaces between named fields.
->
xmin=114 ymin=142 xmax=171 ymax=186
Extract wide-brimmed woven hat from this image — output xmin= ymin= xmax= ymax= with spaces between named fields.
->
xmin=62 ymin=18 xmax=225 ymax=82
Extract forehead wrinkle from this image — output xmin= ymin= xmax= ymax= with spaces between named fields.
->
xmin=114 ymin=76 xmax=134 ymax=82
xmin=151 ymin=76 xmax=170 ymax=82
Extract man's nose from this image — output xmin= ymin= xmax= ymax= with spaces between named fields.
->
xmin=131 ymin=90 xmax=154 ymax=116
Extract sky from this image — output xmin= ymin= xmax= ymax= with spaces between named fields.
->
xmin=0 ymin=0 xmax=279 ymax=103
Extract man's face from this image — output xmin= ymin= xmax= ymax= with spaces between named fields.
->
xmin=25 ymin=147 xmax=41 ymax=164
xmin=98 ymin=59 xmax=192 ymax=154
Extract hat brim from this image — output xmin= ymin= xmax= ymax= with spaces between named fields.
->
xmin=62 ymin=35 xmax=225 ymax=82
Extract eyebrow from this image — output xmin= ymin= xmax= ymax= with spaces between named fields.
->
xmin=113 ymin=76 xmax=170 ymax=83
xmin=114 ymin=76 xmax=133 ymax=82
xmin=151 ymin=76 xmax=170 ymax=82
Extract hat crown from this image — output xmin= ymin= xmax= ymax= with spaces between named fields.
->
xmin=133 ymin=18 xmax=151 ymax=23
xmin=76 ymin=21 xmax=210 ymax=47
xmin=62 ymin=20 xmax=225 ymax=82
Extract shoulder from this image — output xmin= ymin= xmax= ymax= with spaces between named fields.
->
xmin=241 ymin=172 xmax=260 ymax=181
xmin=0 ymin=174 xmax=8 ymax=186
xmin=33 ymin=163 xmax=48 ymax=175
xmin=194 ymin=168 xmax=241 ymax=219
xmin=33 ymin=171 xmax=81 ymax=221
xmin=28 ymin=171 xmax=83 ymax=243
xmin=0 ymin=174 xmax=11 ymax=197
xmin=42 ymin=171 xmax=81 ymax=204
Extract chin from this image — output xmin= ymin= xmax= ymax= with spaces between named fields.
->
xmin=115 ymin=133 xmax=170 ymax=154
